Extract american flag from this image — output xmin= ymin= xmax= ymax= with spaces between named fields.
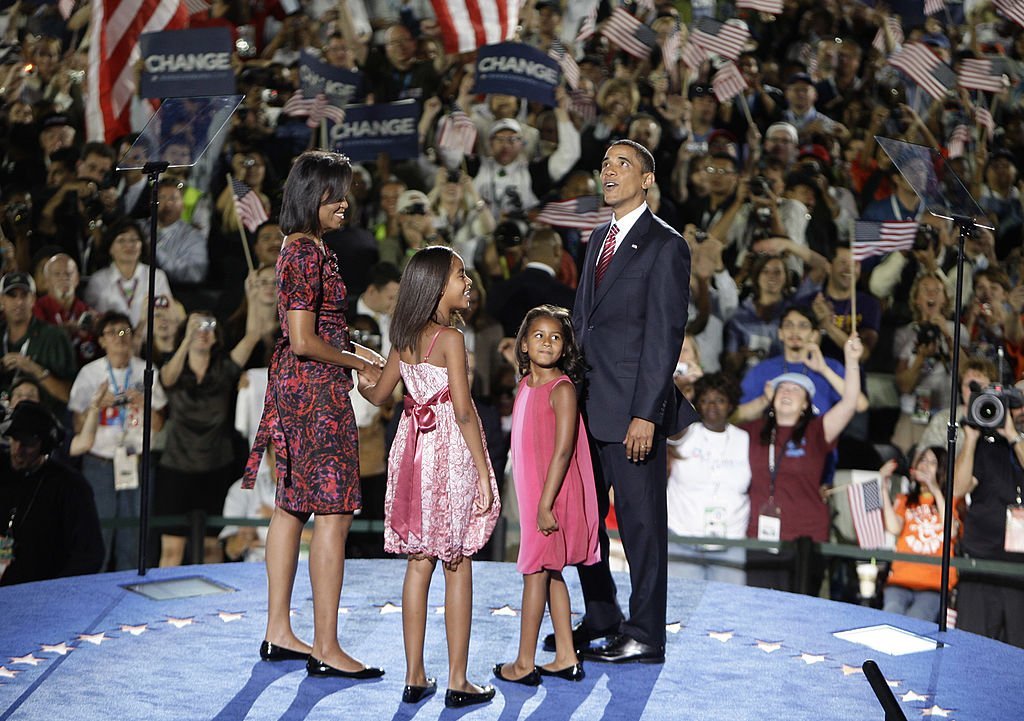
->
xmin=306 ymin=94 xmax=346 ymax=129
xmin=712 ymin=61 xmax=747 ymax=103
xmin=691 ymin=17 xmax=749 ymax=61
xmin=184 ymin=0 xmax=210 ymax=14
xmin=976 ymin=106 xmax=995 ymax=140
xmin=848 ymin=477 xmax=887 ymax=550
xmin=535 ymin=195 xmax=612 ymax=230
xmin=736 ymin=0 xmax=783 ymax=14
xmin=57 ymin=0 xmax=77 ymax=19
xmin=85 ymin=0 xmax=189 ymax=143
xmin=958 ymin=57 xmax=1009 ymax=93
xmin=924 ymin=0 xmax=944 ymax=15
xmin=569 ymin=89 xmax=597 ymax=125
xmin=947 ymin=124 xmax=970 ymax=158
xmin=872 ymin=16 xmax=904 ymax=53
xmin=430 ymin=0 xmax=520 ymax=54
xmin=231 ymin=177 xmax=269 ymax=233
xmin=994 ymin=0 xmax=1024 ymax=29
xmin=602 ymin=7 xmax=657 ymax=59
xmin=852 ymin=220 xmax=918 ymax=260
xmin=283 ymin=89 xmax=314 ymax=117
xmin=681 ymin=37 xmax=706 ymax=71
xmin=576 ymin=1 xmax=598 ymax=43
xmin=436 ymin=109 xmax=478 ymax=154
xmin=548 ymin=38 xmax=580 ymax=90
xmin=889 ymin=42 xmax=956 ymax=101
xmin=659 ymin=24 xmax=683 ymax=87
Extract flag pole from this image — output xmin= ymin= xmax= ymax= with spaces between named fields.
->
xmin=228 ymin=173 xmax=256 ymax=273
xmin=850 ymin=236 xmax=858 ymax=337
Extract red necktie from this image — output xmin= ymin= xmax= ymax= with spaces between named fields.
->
xmin=594 ymin=223 xmax=619 ymax=287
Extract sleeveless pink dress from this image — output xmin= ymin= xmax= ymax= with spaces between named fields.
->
xmin=512 ymin=375 xmax=600 ymax=574
xmin=383 ymin=329 xmax=500 ymax=563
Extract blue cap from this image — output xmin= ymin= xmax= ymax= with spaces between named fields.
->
xmin=770 ymin=372 xmax=816 ymax=400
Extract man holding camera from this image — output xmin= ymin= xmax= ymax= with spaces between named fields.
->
xmin=953 ymin=378 xmax=1024 ymax=648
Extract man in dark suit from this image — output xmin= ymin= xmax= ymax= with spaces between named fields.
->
xmin=562 ymin=139 xmax=697 ymax=664
xmin=487 ymin=228 xmax=576 ymax=337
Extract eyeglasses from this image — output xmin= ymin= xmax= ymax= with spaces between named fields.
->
xmin=492 ymin=135 xmax=522 ymax=145
xmin=781 ymin=321 xmax=813 ymax=330
xmin=104 ymin=327 xmax=133 ymax=338
xmin=704 ymin=166 xmax=735 ymax=175
xmin=113 ymin=235 xmax=142 ymax=245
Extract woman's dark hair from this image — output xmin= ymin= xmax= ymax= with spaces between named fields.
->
xmin=751 ymin=253 xmax=792 ymax=303
xmin=389 ymin=246 xmax=460 ymax=353
xmin=94 ymin=311 xmax=133 ymax=341
xmin=693 ymin=372 xmax=740 ymax=410
xmin=279 ymin=150 xmax=352 ymax=237
xmin=759 ymin=385 xmax=815 ymax=445
xmin=513 ymin=305 xmax=586 ymax=391
xmin=99 ymin=218 xmax=149 ymax=268
xmin=908 ymin=445 xmax=948 ymax=507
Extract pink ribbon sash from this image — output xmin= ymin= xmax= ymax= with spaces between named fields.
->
xmin=391 ymin=385 xmax=451 ymax=542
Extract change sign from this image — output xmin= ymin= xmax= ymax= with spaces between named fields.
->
xmin=140 ymin=27 xmax=235 ymax=99
xmin=328 ymin=100 xmax=420 ymax=162
xmin=474 ymin=42 xmax=560 ymax=106
xmin=299 ymin=50 xmax=364 ymax=107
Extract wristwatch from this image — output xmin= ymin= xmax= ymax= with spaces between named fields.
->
xmin=1011 ymin=432 xmax=1024 ymax=447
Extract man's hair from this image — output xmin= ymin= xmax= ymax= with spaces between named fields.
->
xmin=367 ymin=262 xmax=401 ymax=289
xmin=609 ymin=139 xmax=655 ymax=174
xmin=81 ymin=141 xmax=116 ymax=164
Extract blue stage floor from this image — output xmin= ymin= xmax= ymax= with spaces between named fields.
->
xmin=1 ymin=560 xmax=1019 ymax=720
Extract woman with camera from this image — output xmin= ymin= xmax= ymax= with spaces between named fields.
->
xmin=722 ymin=253 xmax=792 ymax=379
xmin=428 ymin=167 xmax=495 ymax=272
xmin=891 ymin=272 xmax=967 ymax=454
xmin=155 ymin=302 xmax=263 ymax=567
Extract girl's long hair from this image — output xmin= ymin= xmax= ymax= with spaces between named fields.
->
xmin=758 ymin=391 xmax=815 ymax=446
xmin=513 ymin=305 xmax=586 ymax=395
xmin=389 ymin=245 xmax=460 ymax=353
xmin=908 ymin=445 xmax=948 ymax=507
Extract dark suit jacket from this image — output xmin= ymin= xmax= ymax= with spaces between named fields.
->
xmin=572 ymin=208 xmax=698 ymax=443
xmin=487 ymin=265 xmax=577 ymax=337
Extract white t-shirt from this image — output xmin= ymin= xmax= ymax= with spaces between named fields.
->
xmin=667 ymin=423 xmax=751 ymax=539
xmin=84 ymin=263 xmax=172 ymax=328
xmin=68 ymin=356 xmax=168 ymax=459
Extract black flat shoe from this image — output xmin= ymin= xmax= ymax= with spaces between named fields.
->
xmin=306 ymin=656 xmax=385 ymax=679
xmin=493 ymin=662 xmax=541 ymax=686
xmin=402 ymin=678 xmax=437 ymax=704
xmin=259 ymin=640 xmax=309 ymax=662
xmin=538 ymin=663 xmax=585 ymax=682
xmin=444 ymin=685 xmax=496 ymax=708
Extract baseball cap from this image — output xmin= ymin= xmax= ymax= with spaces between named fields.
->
xmin=397 ymin=190 xmax=430 ymax=214
xmin=786 ymin=72 xmax=814 ymax=86
xmin=1 ymin=271 xmax=36 ymax=295
xmin=770 ymin=372 xmax=816 ymax=400
xmin=798 ymin=144 xmax=832 ymax=166
xmin=0 ymin=400 xmax=59 ymax=448
xmin=489 ymin=118 xmax=522 ymax=137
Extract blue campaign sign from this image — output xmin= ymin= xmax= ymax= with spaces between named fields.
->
xmin=139 ymin=27 xmax=235 ymax=99
xmin=328 ymin=100 xmax=420 ymax=163
xmin=473 ymin=42 xmax=560 ymax=106
xmin=298 ymin=50 xmax=364 ymax=106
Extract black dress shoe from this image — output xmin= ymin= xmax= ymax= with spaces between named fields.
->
xmin=542 ymin=621 xmax=619 ymax=653
xmin=306 ymin=656 xmax=385 ymax=679
xmin=581 ymin=634 xmax=665 ymax=664
xmin=493 ymin=662 xmax=541 ymax=686
xmin=402 ymin=678 xmax=437 ymax=704
xmin=538 ymin=663 xmax=585 ymax=682
xmin=259 ymin=640 xmax=309 ymax=662
xmin=444 ymin=685 xmax=496 ymax=708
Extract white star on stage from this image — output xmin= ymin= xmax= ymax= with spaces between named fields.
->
xmin=39 ymin=643 xmax=73 ymax=656
xmin=217 ymin=611 xmax=244 ymax=623
xmin=10 ymin=654 xmax=41 ymax=666
xmin=379 ymin=602 xmax=402 ymax=615
xmin=77 ymin=633 xmax=109 ymax=645
xmin=666 ymin=622 xmax=682 ymax=634
xmin=921 ymin=704 xmax=952 ymax=717
xmin=0 ymin=666 xmax=20 ymax=678
xmin=434 ymin=606 xmax=446 ymax=615
xmin=490 ymin=605 xmax=518 ymax=617
xmin=799 ymin=653 xmax=826 ymax=665
xmin=756 ymin=641 xmax=781 ymax=653
xmin=166 ymin=617 xmax=194 ymax=629
xmin=888 ymin=679 xmax=902 ymax=688
xmin=120 ymin=624 xmax=148 ymax=636
xmin=841 ymin=664 xmax=863 ymax=676
xmin=337 ymin=607 xmax=350 ymax=615
xmin=901 ymin=691 xmax=928 ymax=703
xmin=708 ymin=631 xmax=733 ymax=643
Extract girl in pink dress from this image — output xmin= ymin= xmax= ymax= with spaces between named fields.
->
xmin=494 ymin=305 xmax=600 ymax=687
xmin=358 ymin=246 xmax=500 ymax=709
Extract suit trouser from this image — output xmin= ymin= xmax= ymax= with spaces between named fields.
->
xmin=578 ymin=436 xmax=668 ymax=647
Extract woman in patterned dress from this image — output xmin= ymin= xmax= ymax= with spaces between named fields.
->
xmin=242 ymin=151 xmax=386 ymax=678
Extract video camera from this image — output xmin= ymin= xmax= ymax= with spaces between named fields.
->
xmin=965 ymin=381 xmax=1024 ymax=430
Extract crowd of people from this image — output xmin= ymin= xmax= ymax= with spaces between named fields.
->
xmin=2 ymin=0 xmax=1024 ymax=662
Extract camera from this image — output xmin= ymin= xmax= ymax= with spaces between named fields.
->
xmin=503 ymin=186 xmax=525 ymax=215
xmin=914 ymin=224 xmax=938 ymax=252
xmin=446 ymin=169 xmax=461 ymax=184
xmin=404 ymin=202 xmax=428 ymax=216
xmin=915 ymin=322 xmax=942 ymax=349
xmin=694 ymin=230 xmax=707 ymax=244
xmin=198 ymin=316 xmax=217 ymax=332
xmin=113 ymin=393 xmax=130 ymax=408
xmin=965 ymin=382 xmax=1024 ymax=429
xmin=5 ymin=201 xmax=31 ymax=229
xmin=749 ymin=176 xmax=770 ymax=198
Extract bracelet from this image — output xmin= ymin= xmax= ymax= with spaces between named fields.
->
xmin=1013 ymin=432 xmax=1024 ymax=447
xmin=37 ymin=368 xmax=51 ymax=381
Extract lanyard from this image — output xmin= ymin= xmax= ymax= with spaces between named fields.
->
xmin=118 ymin=276 xmax=139 ymax=308
xmin=767 ymin=425 xmax=780 ymax=502
xmin=106 ymin=360 xmax=132 ymax=428
xmin=2 ymin=331 xmax=28 ymax=356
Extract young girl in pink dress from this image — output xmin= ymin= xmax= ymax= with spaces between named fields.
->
xmin=494 ymin=305 xmax=600 ymax=686
xmin=358 ymin=245 xmax=500 ymax=709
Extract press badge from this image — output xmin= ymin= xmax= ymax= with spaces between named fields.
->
xmin=1005 ymin=505 xmax=1024 ymax=553
xmin=114 ymin=446 xmax=140 ymax=491
xmin=704 ymin=507 xmax=727 ymax=538
xmin=757 ymin=501 xmax=781 ymax=552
